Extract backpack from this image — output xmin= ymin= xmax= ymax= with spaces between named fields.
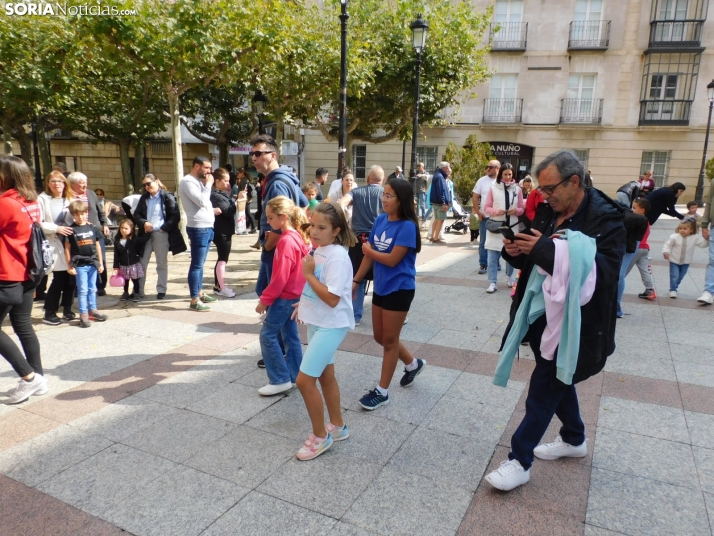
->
xmin=14 ymin=198 xmax=53 ymax=285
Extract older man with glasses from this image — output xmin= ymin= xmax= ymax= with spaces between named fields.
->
xmin=133 ymin=174 xmax=181 ymax=300
xmin=472 ymin=160 xmax=501 ymax=273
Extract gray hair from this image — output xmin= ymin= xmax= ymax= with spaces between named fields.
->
xmin=366 ymin=165 xmax=384 ymax=184
xmin=534 ymin=150 xmax=584 ymax=187
xmin=67 ymin=171 xmax=88 ymax=184
xmin=439 ymin=161 xmax=451 ymax=170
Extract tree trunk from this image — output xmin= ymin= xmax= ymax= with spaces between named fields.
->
xmin=35 ymin=118 xmax=53 ymax=179
xmin=167 ymin=86 xmax=188 ymax=242
xmin=13 ymin=126 xmax=33 ymax=166
xmin=218 ymin=140 xmax=228 ymax=168
xmin=133 ymin=140 xmax=145 ymax=193
xmin=2 ymin=118 xmax=13 ymax=155
xmin=118 ymin=138 xmax=133 ymax=195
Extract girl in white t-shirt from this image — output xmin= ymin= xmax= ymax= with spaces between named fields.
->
xmin=293 ymin=202 xmax=358 ymax=461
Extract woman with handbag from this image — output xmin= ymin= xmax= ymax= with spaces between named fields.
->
xmin=0 ymin=155 xmax=48 ymax=404
xmin=483 ymin=163 xmax=525 ymax=294
xmin=210 ymin=168 xmax=238 ymax=297
xmin=38 ymin=171 xmax=76 ymax=325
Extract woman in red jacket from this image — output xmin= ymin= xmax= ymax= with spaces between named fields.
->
xmin=0 ymin=156 xmax=48 ymax=404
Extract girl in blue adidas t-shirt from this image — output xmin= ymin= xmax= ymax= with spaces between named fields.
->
xmin=352 ymin=178 xmax=425 ymax=410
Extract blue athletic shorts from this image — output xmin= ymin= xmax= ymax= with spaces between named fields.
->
xmin=300 ymin=325 xmax=349 ymax=378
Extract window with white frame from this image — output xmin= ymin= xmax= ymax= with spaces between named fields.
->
xmin=640 ymin=151 xmax=670 ymax=187
xmin=352 ymin=145 xmax=366 ymax=180
xmin=574 ymin=0 xmax=603 ymax=41
xmin=567 ymin=74 xmax=597 ymax=117
xmin=487 ymin=74 xmax=518 ymax=120
xmin=416 ymin=147 xmax=439 ymax=174
xmin=493 ymin=0 xmax=523 ymax=44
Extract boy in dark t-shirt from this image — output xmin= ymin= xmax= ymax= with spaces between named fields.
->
xmin=63 ymin=200 xmax=107 ymax=327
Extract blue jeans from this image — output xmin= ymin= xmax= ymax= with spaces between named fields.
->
xmin=487 ymin=249 xmax=513 ymax=284
xmin=617 ymin=243 xmax=639 ymax=310
xmin=259 ymin=297 xmax=302 ymax=385
xmin=479 ymin=219 xmax=489 ymax=266
xmin=669 ymin=262 xmax=689 ymax=292
xmin=186 ymin=227 xmax=214 ymax=299
xmin=75 ymin=265 xmax=98 ymax=314
xmin=417 ymin=192 xmax=428 ymax=222
xmin=256 ymin=254 xmax=274 ymax=298
xmin=705 ymin=232 xmax=714 ymax=294
xmin=510 ymin=347 xmax=585 ymax=470
xmin=353 ymin=280 xmax=366 ymax=322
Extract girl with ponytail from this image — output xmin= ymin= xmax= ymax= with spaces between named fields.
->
xmin=255 ymin=196 xmax=310 ymax=396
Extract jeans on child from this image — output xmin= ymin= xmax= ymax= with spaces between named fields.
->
xmin=617 ymin=242 xmax=639 ymax=309
xmin=75 ymin=265 xmax=98 ymax=314
xmin=259 ymin=297 xmax=302 ymax=385
xmin=705 ymin=232 xmax=714 ymax=294
xmin=669 ymin=262 xmax=689 ymax=292
xmin=352 ymin=280 xmax=366 ymax=322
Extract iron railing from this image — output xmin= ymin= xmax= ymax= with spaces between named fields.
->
xmin=648 ymin=21 xmax=704 ymax=48
xmin=489 ymin=22 xmax=528 ymax=51
xmin=638 ymin=100 xmax=692 ymax=125
xmin=560 ymin=99 xmax=604 ymax=124
xmin=483 ymin=98 xmax=523 ymax=123
xmin=568 ymin=20 xmax=611 ymax=49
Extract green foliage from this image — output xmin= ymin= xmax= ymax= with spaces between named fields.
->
xmin=445 ymin=135 xmax=493 ymax=205
xmin=706 ymin=157 xmax=714 ymax=181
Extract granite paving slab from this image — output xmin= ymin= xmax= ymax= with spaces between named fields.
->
xmin=693 ymin=446 xmax=714 ymax=495
xmin=444 ymin=372 xmax=525 ymax=406
xmin=598 ymin=396 xmax=690 ymax=443
xmin=186 ymin=381 xmax=282 ymax=424
xmin=685 ymin=410 xmax=714 ymax=448
xmin=132 ymin=368 xmax=232 ymax=408
xmin=673 ymin=360 xmax=714 ymax=388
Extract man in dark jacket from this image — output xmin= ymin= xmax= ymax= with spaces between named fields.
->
xmin=133 ymin=176 xmax=182 ymax=299
xmin=485 ymin=150 xmax=625 ymax=492
xmin=428 ymin=161 xmax=452 ymax=242
xmin=67 ymin=172 xmax=110 ymax=294
xmin=616 ymin=181 xmax=640 ymax=208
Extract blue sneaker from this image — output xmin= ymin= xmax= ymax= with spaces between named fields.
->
xmin=616 ymin=306 xmax=624 ymax=318
xmin=359 ymin=388 xmax=389 ymax=410
xmin=400 ymin=358 xmax=426 ymax=387
xmin=326 ymin=422 xmax=350 ymax=441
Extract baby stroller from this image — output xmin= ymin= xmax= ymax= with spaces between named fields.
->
xmin=445 ymin=199 xmax=470 ymax=234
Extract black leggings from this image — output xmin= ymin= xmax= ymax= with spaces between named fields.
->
xmin=0 ymin=281 xmax=42 ymax=377
xmin=245 ymin=204 xmax=256 ymax=231
xmin=213 ymin=233 xmax=233 ymax=287
xmin=44 ymin=270 xmax=75 ymax=314
xmin=123 ymin=278 xmax=140 ymax=294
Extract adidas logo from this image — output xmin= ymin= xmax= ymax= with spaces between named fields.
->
xmin=374 ymin=231 xmax=392 ymax=251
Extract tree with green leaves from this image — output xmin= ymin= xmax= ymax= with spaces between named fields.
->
xmin=445 ymin=135 xmax=493 ymax=205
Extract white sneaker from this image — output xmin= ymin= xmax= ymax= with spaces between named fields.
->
xmin=507 ymin=278 xmax=516 ymax=288
xmin=486 ymin=283 xmax=497 ymax=294
xmin=258 ymin=382 xmax=293 ymax=396
xmin=6 ymin=374 xmax=48 ymax=404
xmin=484 ymin=459 xmax=530 ymax=491
xmin=534 ymin=435 xmax=587 ymax=460
xmin=697 ymin=291 xmax=714 ymax=305
xmin=669 ymin=291 xmax=677 ymax=299
xmin=403 ymin=316 xmax=409 ymax=325
xmin=214 ymin=287 xmax=236 ymax=298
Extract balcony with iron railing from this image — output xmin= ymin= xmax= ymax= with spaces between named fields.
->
xmin=648 ymin=20 xmax=704 ymax=49
xmin=560 ymin=99 xmax=603 ymax=124
xmin=483 ymin=98 xmax=523 ymax=124
xmin=489 ymin=22 xmax=528 ymax=51
xmin=568 ymin=21 xmax=611 ymax=50
xmin=638 ymin=100 xmax=691 ymax=125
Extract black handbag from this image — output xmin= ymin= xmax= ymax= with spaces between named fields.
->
xmin=0 ymin=281 xmax=23 ymax=306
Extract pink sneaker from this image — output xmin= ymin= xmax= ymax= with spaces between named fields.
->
xmin=296 ymin=433 xmax=333 ymax=461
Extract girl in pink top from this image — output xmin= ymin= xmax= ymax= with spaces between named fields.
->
xmin=255 ymin=196 xmax=310 ymax=396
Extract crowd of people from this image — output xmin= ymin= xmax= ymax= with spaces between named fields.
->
xmin=1 ymin=143 xmax=713 ymax=482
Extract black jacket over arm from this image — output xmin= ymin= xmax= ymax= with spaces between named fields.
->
xmin=210 ymin=189 xmax=237 ymax=236
xmin=113 ymin=233 xmax=151 ymax=268
xmin=133 ymin=190 xmax=180 ymax=235
xmin=500 ymin=188 xmax=626 ymax=384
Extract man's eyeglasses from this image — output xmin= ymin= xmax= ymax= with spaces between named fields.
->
xmin=486 ymin=165 xmax=499 ymax=170
xmin=249 ymin=150 xmax=274 ymax=158
xmin=536 ymin=176 xmax=572 ymax=195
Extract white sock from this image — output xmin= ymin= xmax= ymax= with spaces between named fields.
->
xmin=376 ymin=385 xmax=388 ymax=396
xmin=405 ymin=359 xmax=419 ymax=372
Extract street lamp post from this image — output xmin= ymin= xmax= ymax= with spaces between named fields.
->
xmin=696 ymin=80 xmax=714 ymax=205
xmin=409 ymin=14 xmax=429 ymax=192
xmin=252 ymin=90 xmax=268 ymax=135
xmin=337 ymin=0 xmax=349 ymax=179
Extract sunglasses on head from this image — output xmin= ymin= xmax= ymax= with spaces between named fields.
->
xmin=249 ymin=150 xmax=274 ymax=158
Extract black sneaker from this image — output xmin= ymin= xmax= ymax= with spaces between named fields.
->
xmin=120 ymin=291 xmax=130 ymax=301
xmin=43 ymin=314 xmax=62 ymax=326
xmin=96 ymin=288 xmax=106 ymax=297
xmin=257 ymin=359 xmax=265 ymax=368
xmin=478 ymin=265 xmax=487 ymax=274
xmin=157 ymin=293 xmax=166 ymax=300
xmin=63 ymin=309 xmax=76 ymax=321
xmin=359 ymin=388 xmax=390 ymax=410
xmin=400 ymin=359 xmax=426 ymax=387
xmin=131 ymin=294 xmax=141 ymax=303
xmin=88 ymin=310 xmax=107 ymax=322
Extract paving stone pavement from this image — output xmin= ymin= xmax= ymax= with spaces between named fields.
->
xmin=1 ymin=217 xmax=713 ymax=536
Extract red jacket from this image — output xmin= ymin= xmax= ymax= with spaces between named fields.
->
xmin=525 ymin=189 xmax=544 ymax=222
xmin=0 ymin=189 xmax=41 ymax=282
xmin=260 ymin=229 xmax=309 ymax=306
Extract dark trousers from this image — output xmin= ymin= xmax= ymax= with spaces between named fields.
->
xmin=509 ymin=345 xmax=585 ymax=470
xmin=124 ymin=278 xmax=140 ymax=294
xmin=470 ymin=229 xmax=479 ymax=242
xmin=213 ymin=233 xmax=233 ymax=287
xmin=97 ymin=237 xmax=107 ymax=290
xmin=245 ymin=204 xmax=255 ymax=231
xmin=44 ymin=270 xmax=76 ymax=315
xmin=36 ymin=274 xmax=48 ymax=297
xmin=0 ymin=282 xmax=43 ymax=377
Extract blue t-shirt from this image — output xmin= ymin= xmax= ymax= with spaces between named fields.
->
xmin=368 ymin=213 xmax=417 ymax=296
